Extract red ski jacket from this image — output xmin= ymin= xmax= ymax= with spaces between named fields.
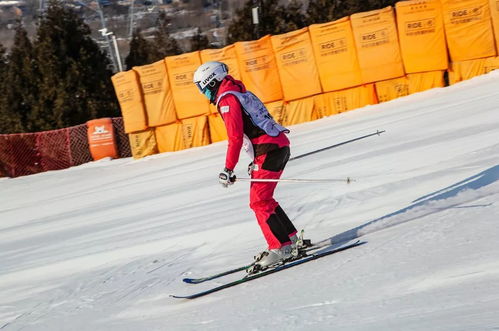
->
xmin=216 ymin=76 xmax=289 ymax=171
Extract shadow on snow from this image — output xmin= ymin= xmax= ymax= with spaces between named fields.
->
xmin=326 ymin=164 xmax=499 ymax=245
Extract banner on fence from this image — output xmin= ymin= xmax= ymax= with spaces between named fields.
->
xmin=235 ymin=35 xmax=283 ymax=103
xmin=441 ymin=0 xmax=496 ymax=61
xmin=309 ymin=17 xmax=362 ymax=92
xmin=111 ymin=70 xmax=148 ymax=133
xmin=134 ymin=60 xmax=176 ymax=127
xmin=87 ymin=118 xmax=118 ymax=160
xmin=351 ymin=6 xmax=405 ymax=83
xmin=271 ymin=27 xmax=322 ymax=101
xmin=395 ymin=0 xmax=448 ymax=73
xmin=165 ymin=51 xmax=210 ymax=119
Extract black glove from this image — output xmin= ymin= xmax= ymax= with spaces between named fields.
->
xmin=219 ymin=168 xmax=236 ymax=187
xmin=247 ymin=162 xmax=255 ymax=176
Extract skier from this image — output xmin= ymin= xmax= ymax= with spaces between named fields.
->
xmin=193 ymin=61 xmax=300 ymax=270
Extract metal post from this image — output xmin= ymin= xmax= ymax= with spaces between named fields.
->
xmin=94 ymin=1 xmax=118 ymax=72
xmin=252 ymin=0 xmax=260 ymax=39
xmin=111 ymin=34 xmax=123 ymax=71
xmin=129 ymin=0 xmax=135 ymax=38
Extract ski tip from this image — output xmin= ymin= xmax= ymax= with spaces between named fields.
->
xmin=182 ymin=278 xmax=202 ymax=284
xmin=171 ymin=293 xmax=200 ymax=300
xmin=170 ymin=294 xmax=188 ymax=299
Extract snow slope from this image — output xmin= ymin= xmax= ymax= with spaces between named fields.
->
xmin=1 ymin=71 xmax=499 ymax=330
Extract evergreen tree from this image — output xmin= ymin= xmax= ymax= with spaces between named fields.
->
xmin=306 ymin=0 xmax=353 ymax=24
xmin=0 ymin=44 xmax=6 ymax=75
xmin=150 ymin=11 xmax=182 ymax=61
xmin=275 ymin=0 xmax=307 ymax=34
xmin=0 ymin=21 xmax=38 ymax=133
xmin=31 ymin=0 xmax=118 ymax=131
xmin=306 ymin=0 xmax=399 ymax=25
xmin=0 ymin=43 xmax=11 ymax=133
xmin=189 ymin=27 xmax=210 ymax=52
xmin=366 ymin=0 xmax=398 ymax=10
xmin=125 ymin=29 xmax=154 ymax=69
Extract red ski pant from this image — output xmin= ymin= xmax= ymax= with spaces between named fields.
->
xmin=249 ymin=147 xmax=296 ymax=249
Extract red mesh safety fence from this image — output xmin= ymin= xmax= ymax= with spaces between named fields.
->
xmin=69 ymin=124 xmax=92 ymax=166
xmin=36 ymin=128 xmax=72 ymax=172
xmin=0 ymin=133 xmax=42 ymax=177
xmin=0 ymin=117 xmax=131 ymax=178
xmin=112 ymin=117 xmax=132 ymax=158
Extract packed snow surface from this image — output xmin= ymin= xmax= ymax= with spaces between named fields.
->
xmin=1 ymin=71 xmax=499 ymax=330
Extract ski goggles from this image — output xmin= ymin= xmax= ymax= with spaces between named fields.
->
xmin=194 ymin=81 xmax=205 ymax=94
xmin=195 ymin=82 xmax=212 ymax=100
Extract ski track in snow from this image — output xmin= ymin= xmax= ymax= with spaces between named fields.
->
xmin=0 ymin=71 xmax=499 ymax=330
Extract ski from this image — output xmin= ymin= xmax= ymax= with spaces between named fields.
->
xmin=171 ymin=240 xmax=364 ymax=299
xmin=182 ymin=238 xmax=320 ymax=285
xmin=182 ymin=264 xmax=253 ymax=284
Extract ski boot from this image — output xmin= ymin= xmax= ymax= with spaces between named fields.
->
xmin=247 ymin=245 xmax=293 ymax=274
xmin=290 ymin=230 xmax=312 ymax=257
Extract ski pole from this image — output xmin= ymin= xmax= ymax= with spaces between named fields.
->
xmin=236 ymin=177 xmax=354 ymax=184
xmin=290 ymin=130 xmax=385 ymax=161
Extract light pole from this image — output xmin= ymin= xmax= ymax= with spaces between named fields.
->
xmin=77 ymin=1 xmax=122 ymax=72
xmin=99 ymin=28 xmax=123 ymax=72
xmin=128 ymin=0 xmax=135 ymax=38
xmin=252 ymin=0 xmax=260 ymax=39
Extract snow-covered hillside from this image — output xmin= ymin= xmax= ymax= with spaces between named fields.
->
xmin=1 ymin=71 xmax=499 ymax=330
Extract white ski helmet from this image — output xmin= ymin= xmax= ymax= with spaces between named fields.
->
xmin=193 ymin=61 xmax=229 ymax=95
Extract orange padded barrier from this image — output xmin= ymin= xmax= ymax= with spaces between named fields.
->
xmin=165 ymin=51 xmax=210 ymax=120
xmin=407 ymin=71 xmax=445 ymax=93
xmin=283 ymin=96 xmax=318 ymax=125
xmin=271 ymin=27 xmax=322 ymax=101
xmin=485 ymin=56 xmax=499 ymax=71
xmin=202 ymin=45 xmax=242 ymax=114
xmin=133 ymin=59 xmax=176 ymax=127
xmin=309 ymin=17 xmax=362 ymax=92
xmin=265 ymin=100 xmax=287 ymax=125
xmin=87 ymin=118 xmax=118 ymax=160
xmin=395 ymin=0 xmax=448 ymax=73
xmin=441 ymin=0 xmax=496 ymax=61
xmin=312 ymin=94 xmax=330 ymax=118
xmin=448 ymin=56 xmax=499 ymax=84
xmin=235 ymin=35 xmax=283 ymax=103
xmin=376 ymin=71 xmax=445 ymax=101
xmin=181 ymin=115 xmax=210 ymax=148
xmin=201 ymin=44 xmax=242 ymax=81
xmin=155 ymin=122 xmax=185 ymax=152
xmin=111 ymin=70 xmax=148 ymax=134
xmin=207 ymin=113 xmax=228 ymax=143
xmin=351 ymin=6 xmax=405 ymax=84
xmin=319 ymin=84 xmax=378 ymax=115
xmin=128 ymin=128 xmax=158 ymax=159
xmin=375 ymin=77 xmax=410 ymax=102
xmin=490 ymin=0 xmax=499 ymax=52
